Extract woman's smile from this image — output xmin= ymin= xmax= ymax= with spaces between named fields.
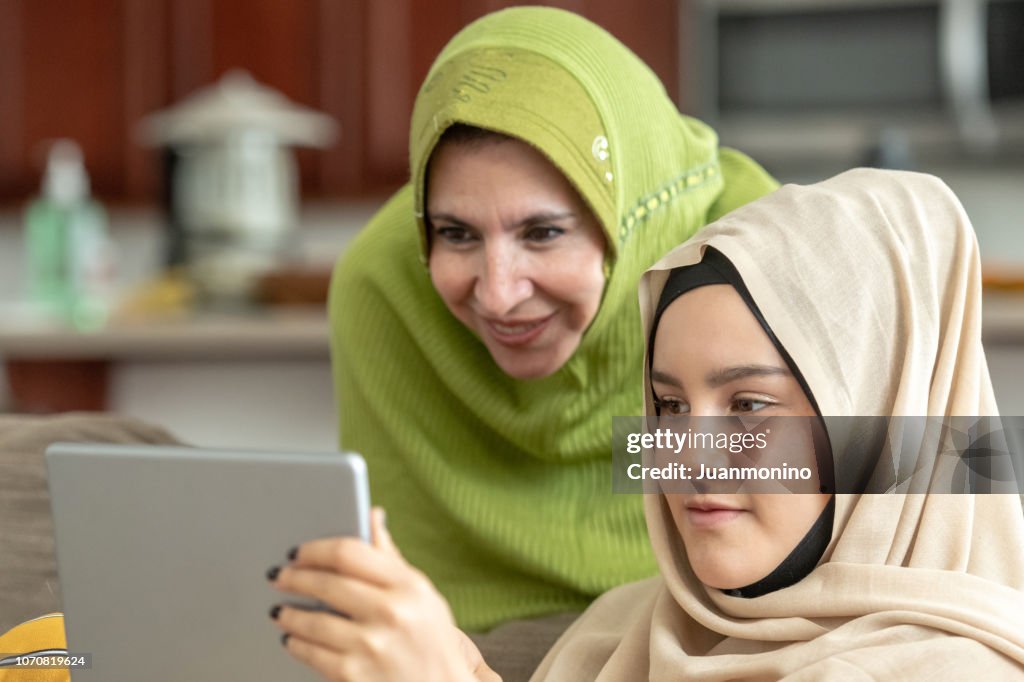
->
xmin=484 ymin=313 xmax=556 ymax=346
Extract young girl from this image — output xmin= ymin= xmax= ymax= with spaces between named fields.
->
xmin=273 ymin=168 xmax=1024 ymax=680
xmin=534 ymin=167 xmax=1024 ymax=679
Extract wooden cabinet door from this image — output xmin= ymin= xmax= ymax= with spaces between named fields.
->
xmin=0 ymin=0 xmax=681 ymax=203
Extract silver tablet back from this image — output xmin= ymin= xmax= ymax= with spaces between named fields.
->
xmin=45 ymin=443 xmax=370 ymax=681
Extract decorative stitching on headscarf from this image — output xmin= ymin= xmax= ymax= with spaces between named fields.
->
xmin=617 ymin=161 xmax=720 ymax=246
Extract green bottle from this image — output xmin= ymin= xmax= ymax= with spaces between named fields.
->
xmin=25 ymin=140 xmax=111 ymax=330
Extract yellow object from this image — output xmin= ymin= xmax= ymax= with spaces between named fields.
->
xmin=0 ymin=614 xmax=70 ymax=682
xmin=113 ymin=268 xmax=196 ymax=320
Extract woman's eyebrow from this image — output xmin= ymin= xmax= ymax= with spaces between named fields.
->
xmin=426 ymin=211 xmax=576 ymax=229
xmin=519 ymin=211 xmax=576 ymax=227
xmin=706 ymin=365 xmax=789 ymax=388
xmin=426 ymin=212 xmax=471 ymax=227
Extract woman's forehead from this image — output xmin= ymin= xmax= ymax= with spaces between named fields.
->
xmin=426 ymin=139 xmax=590 ymax=217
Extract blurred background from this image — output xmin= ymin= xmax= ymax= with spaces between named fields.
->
xmin=0 ymin=0 xmax=1021 ymax=449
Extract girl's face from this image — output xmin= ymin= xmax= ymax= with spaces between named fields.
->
xmin=427 ymin=138 xmax=607 ymax=380
xmin=651 ymin=284 xmax=832 ymax=590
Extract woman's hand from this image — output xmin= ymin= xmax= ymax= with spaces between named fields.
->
xmin=268 ymin=508 xmax=499 ymax=682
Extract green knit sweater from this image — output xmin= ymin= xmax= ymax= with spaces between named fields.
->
xmin=329 ymin=7 xmax=778 ymax=631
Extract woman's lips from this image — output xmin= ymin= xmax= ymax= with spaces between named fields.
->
xmin=485 ymin=314 xmax=554 ymax=346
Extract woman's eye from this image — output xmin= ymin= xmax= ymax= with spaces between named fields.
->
xmin=524 ymin=226 xmax=564 ymax=243
xmin=655 ymin=398 xmax=689 ymax=416
xmin=732 ymin=397 xmax=771 ymax=413
xmin=435 ymin=226 xmax=476 ymax=245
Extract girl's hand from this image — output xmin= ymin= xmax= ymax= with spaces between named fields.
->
xmin=268 ymin=508 xmax=497 ymax=682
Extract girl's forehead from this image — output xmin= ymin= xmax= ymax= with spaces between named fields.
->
xmin=654 ymin=287 xmax=770 ymax=353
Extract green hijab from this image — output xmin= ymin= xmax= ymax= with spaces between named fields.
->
xmin=329 ymin=7 xmax=777 ymax=631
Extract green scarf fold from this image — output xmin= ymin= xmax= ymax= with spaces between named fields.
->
xmin=329 ymin=7 xmax=777 ymax=631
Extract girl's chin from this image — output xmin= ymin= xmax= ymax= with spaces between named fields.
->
xmin=685 ymin=550 xmax=772 ymax=590
xmin=692 ymin=569 xmax=763 ymax=590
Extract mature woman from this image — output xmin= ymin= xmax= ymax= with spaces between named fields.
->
xmin=328 ymin=6 xmax=777 ymax=631
xmin=274 ymin=168 xmax=1024 ymax=680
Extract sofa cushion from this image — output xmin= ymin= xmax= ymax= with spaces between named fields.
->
xmin=469 ymin=611 xmax=579 ymax=682
xmin=0 ymin=413 xmax=181 ymax=633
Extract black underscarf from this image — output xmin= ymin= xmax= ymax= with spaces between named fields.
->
xmin=723 ymin=496 xmax=835 ymax=598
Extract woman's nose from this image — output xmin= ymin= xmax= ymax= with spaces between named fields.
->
xmin=474 ymin=246 xmax=532 ymax=316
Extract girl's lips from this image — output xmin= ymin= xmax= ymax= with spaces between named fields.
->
xmin=485 ymin=314 xmax=554 ymax=347
xmin=685 ymin=507 xmax=745 ymax=529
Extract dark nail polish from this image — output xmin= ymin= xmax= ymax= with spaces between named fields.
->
xmin=269 ymin=605 xmax=281 ymax=620
xmin=281 ymin=633 xmax=290 ymax=646
xmin=287 ymin=546 xmax=298 ymax=561
xmin=266 ymin=565 xmax=280 ymax=581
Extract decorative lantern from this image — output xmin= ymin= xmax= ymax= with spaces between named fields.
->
xmin=139 ymin=70 xmax=337 ymax=303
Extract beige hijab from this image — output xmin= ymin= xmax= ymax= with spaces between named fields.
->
xmin=531 ymin=169 xmax=1024 ymax=680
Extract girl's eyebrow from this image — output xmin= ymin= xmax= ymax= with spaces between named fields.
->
xmin=706 ymin=365 xmax=789 ymax=388
xmin=650 ymin=369 xmax=682 ymax=388
xmin=650 ymin=365 xmax=789 ymax=390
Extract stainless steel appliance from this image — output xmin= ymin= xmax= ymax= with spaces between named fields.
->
xmin=682 ymin=0 xmax=1024 ymax=172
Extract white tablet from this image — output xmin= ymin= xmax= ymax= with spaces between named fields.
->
xmin=45 ymin=443 xmax=370 ymax=682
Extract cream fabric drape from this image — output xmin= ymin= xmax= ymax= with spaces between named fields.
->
xmin=532 ymin=169 xmax=1024 ymax=680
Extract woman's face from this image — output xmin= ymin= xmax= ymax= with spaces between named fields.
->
xmin=427 ymin=138 xmax=607 ymax=380
xmin=651 ymin=284 xmax=832 ymax=590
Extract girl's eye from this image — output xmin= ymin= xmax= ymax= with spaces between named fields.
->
xmin=524 ymin=226 xmax=564 ymax=243
xmin=435 ymin=226 xmax=476 ymax=245
xmin=655 ymin=397 xmax=689 ymax=416
xmin=732 ymin=397 xmax=771 ymax=413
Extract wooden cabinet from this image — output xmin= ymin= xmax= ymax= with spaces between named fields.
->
xmin=0 ymin=0 xmax=681 ymax=203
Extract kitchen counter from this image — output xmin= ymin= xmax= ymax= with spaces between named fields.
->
xmin=2 ymin=293 xmax=1018 ymax=360
xmin=0 ymin=307 xmax=329 ymax=360
xmin=1 ymin=292 xmax=1022 ymax=416
xmin=983 ymin=292 xmax=1024 ymax=343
